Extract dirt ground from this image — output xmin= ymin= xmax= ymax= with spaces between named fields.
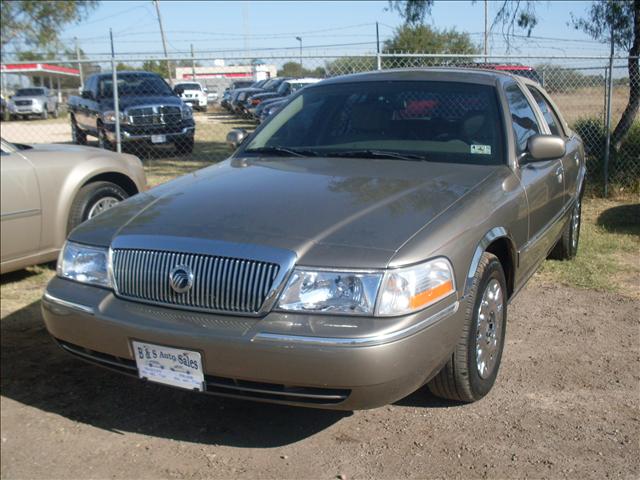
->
xmin=1 ymin=276 xmax=638 ymax=479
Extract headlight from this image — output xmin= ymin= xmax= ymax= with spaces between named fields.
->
xmin=57 ymin=241 xmax=111 ymax=288
xmin=102 ymin=110 xmax=126 ymax=124
xmin=181 ymin=105 xmax=193 ymax=119
xmin=277 ymin=269 xmax=382 ymax=315
xmin=376 ymin=258 xmax=455 ymax=316
xmin=277 ymin=258 xmax=455 ymax=317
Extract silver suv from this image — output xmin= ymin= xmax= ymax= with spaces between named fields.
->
xmin=8 ymin=87 xmax=59 ymax=120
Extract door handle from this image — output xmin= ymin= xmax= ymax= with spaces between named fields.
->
xmin=555 ymin=166 xmax=563 ymax=183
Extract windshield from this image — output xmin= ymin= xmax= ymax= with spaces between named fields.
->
xmin=98 ymin=74 xmax=173 ymax=97
xmin=16 ymin=88 xmax=45 ymax=96
xmin=174 ymin=83 xmax=201 ymax=93
xmin=245 ymin=81 xmax=505 ymax=165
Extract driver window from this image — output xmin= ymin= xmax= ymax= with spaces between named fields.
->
xmin=505 ymin=84 xmax=540 ymax=153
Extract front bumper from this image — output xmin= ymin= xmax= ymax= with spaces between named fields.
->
xmin=9 ymin=104 xmax=43 ymax=114
xmin=105 ymin=125 xmax=195 ymax=143
xmin=42 ymin=277 xmax=464 ymax=410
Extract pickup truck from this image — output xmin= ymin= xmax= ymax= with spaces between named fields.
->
xmin=173 ymin=82 xmax=208 ymax=112
xmin=67 ymin=71 xmax=196 ymax=154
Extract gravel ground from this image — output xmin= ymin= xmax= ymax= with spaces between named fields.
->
xmin=1 ymin=279 xmax=638 ymax=479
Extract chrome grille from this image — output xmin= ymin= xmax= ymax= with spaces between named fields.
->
xmin=112 ymin=249 xmax=280 ymax=314
xmin=15 ymin=99 xmax=33 ymax=106
xmin=127 ymin=105 xmax=182 ymax=126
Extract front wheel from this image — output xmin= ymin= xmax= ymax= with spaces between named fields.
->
xmin=428 ymin=252 xmax=507 ymax=403
xmin=41 ymin=109 xmax=48 ymax=120
xmin=67 ymin=181 xmax=128 ymax=233
xmin=71 ymin=117 xmax=87 ymax=145
xmin=97 ymin=125 xmax=114 ymax=151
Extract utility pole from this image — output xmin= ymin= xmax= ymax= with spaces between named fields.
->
xmin=191 ymin=43 xmax=196 ymax=80
xmin=154 ymin=0 xmax=171 ymax=83
xmin=75 ymin=36 xmax=84 ymax=88
xmin=376 ymin=21 xmax=381 ymax=70
xmin=483 ymin=0 xmax=488 ymax=61
xmin=296 ymin=36 xmax=302 ymax=70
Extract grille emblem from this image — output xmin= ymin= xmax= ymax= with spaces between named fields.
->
xmin=169 ymin=265 xmax=194 ymax=294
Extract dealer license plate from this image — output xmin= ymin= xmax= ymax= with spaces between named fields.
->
xmin=151 ymin=134 xmax=166 ymax=144
xmin=132 ymin=341 xmax=204 ymax=391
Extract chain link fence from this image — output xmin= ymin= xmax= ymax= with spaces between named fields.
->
xmin=1 ymin=53 xmax=638 ymax=192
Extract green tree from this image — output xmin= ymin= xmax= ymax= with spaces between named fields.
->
xmin=277 ymin=61 xmax=326 ymax=78
xmin=1 ymin=1 xmax=98 ymax=50
xmin=141 ymin=60 xmax=167 ymax=77
xmin=388 ymin=0 xmax=538 ymax=46
xmin=571 ymin=0 xmax=639 ymax=150
xmin=383 ymin=24 xmax=478 ymax=66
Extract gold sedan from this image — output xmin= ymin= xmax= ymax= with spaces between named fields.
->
xmin=1 ymin=138 xmax=146 ymax=274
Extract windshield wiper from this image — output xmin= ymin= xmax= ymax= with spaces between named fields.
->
xmin=243 ymin=146 xmax=319 ymax=157
xmin=324 ymin=149 xmax=429 ymax=161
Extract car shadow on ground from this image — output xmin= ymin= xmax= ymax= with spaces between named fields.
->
xmin=1 ymin=300 xmax=350 ymax=447
xmin=597 ymin=203 xmax=640 ymax=236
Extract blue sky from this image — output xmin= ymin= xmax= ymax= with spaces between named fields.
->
xmin=53 ymin=0 xmax=610 ymax=59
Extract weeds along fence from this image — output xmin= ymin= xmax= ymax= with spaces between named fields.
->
xmin=1 ymin=53 xmax=637 ymax=193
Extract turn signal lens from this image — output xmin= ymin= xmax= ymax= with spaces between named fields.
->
xmin=376 ymin=258 xmax=455 ymax=316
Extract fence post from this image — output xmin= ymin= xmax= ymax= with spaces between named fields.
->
xmin=603 ymin=35 xmax=615 ymax=197
xmin=376 ymin=22 xmax=382 ymax=70
xmin=110 ymin=29 xmax=122 ymax=154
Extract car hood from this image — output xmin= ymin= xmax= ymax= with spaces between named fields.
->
xmin=71 ymin=157 xmax=497 ymax=268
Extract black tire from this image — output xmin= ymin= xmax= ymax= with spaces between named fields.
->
xmin=52 ymin=106 xmax=59 ymax=118
xmin=175 ymin=137 xmax=194 ymax=155
xmin=41 ymin=109 xmax=48 ymax=120
xmin=71 ymin=116 xmax=87 ymax=145
xmin=428 ymin=252 xmax=507 ymax=403
xmin=549 ymin=196 xmax=582 ymax=261
xmin=97 ymin=124 xmax=113 ymax=151
xmin=67 ymin=181 xmax=128 ymax=233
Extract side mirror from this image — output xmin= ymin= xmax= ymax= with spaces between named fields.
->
xmin=522 ymin=134 xmax=566 ymax=164
xmin=203 ymin=87 xmax=208 ymax=93
xmin=81 ymin=90 xmax=93 ymax=100
xmin=226 ymin=128 xmax=249 ymax=150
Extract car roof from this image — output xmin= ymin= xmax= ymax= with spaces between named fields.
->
xmin=318 ymin=67 xmax=531 ymax=87
xmin=286 ymin=78 xmax=322 ymax=84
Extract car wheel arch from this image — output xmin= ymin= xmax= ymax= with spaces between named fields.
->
xmin=464 ymin=227 xmax=516 ymax=300
xmin=53 ymin=169 xmax=140 ymax=245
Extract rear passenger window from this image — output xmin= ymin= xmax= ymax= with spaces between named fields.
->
xmin=527 ymin=86 xmax=564 ymax=137
xmin=505 ymin=84 xmax=540 ymax=153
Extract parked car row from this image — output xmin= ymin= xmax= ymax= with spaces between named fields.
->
xmin=221 ymin=77 xmax=322 ymax=123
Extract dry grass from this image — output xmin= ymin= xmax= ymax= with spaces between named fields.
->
xmin=537 ymin=197 xmax=640 ymax=299
xmin=551 ymin=85 xmax=630 ymax=125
